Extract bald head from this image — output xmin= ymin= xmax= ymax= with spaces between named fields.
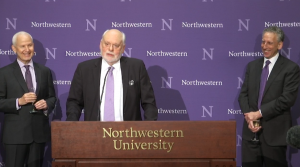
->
xmin=102 ymin=29 xmax=126 ymax=45
xmin=12 ymin=31 xmax=33 ymax=46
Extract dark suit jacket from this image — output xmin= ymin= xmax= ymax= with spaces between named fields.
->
xmin=66 ymin=57 xmax=158 ymax=121
xmin=239 ymin=55 xmax=300 ymax=146
xmin=0 ymin=60 xmax=56 ymax=144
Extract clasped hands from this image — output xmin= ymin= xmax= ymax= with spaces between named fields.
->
xmin=18 ymin=92 xmax=48 ymax=110
xmin=244 ymin=111 xmax=262 ymax=133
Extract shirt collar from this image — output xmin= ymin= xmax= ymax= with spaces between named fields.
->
xmin=17 ymin=59 xmax=34 ymax=69
xmin=102 ymin=58 xmax=121 ymax=71
xmin=264 ymin=52 xmax=279 ymax=66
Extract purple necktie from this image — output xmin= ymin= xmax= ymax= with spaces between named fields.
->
xmin=24 ymin=65 xmax=34 ymax=92
xmin=257 ymin=60 xmax=271 ymax=109
xmin=104 ymin=67 xmax=115 ymax=121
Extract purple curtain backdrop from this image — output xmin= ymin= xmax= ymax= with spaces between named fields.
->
xmin=1 ymin=0 xmax=300 ymax=166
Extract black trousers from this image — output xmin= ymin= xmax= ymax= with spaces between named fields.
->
xmin=4 ymin=142 xmax=45 ymax=167
xmin=242 ymin=132 xmax=288 ymax=167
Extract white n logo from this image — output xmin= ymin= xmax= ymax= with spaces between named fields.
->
xmin=236 ymin=135 xmax=242 ymax=146
xmin=123 ymin=48 xmax=132 ymax=57
xmin=238 ymin=19 xmax=250 ymax=31
xmin=237 ymin=77 xmax=244 ymax=89
xmin=45 ymin=48 xmax=57 ymax=59
xmin=201 ymin=106 xmax=213 ymax=117
xmin=6 ymin=18 xmax=17 ymax=30
xmin=281 ymin=48 xmax=291 ymax=59
xmin=202 ymin=48 xmax=214 ymax=60
xmin=161 ymin=77 xmax=172 ymax=88
xmin=86 ymin=19 xmax=97 ymax=31
xmin=161 ymin=19 xmax=173 ymax=31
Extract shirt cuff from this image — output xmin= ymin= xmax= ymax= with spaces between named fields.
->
xmin=259 ymin=109 xmax=263 ymax=117
xmin=16 ymin=98 xmax=21 ymax=110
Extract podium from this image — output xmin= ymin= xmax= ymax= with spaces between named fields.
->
xmin=52 ymin=121 xmax=236 ymax=167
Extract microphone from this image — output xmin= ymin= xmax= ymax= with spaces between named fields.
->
xmin=98 ymin=67 xmax=112 ymax=121
xmin=286 ymin=126 xmax=300 ymax=149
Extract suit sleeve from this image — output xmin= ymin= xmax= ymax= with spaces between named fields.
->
xmin=139 ymin=61 xmax=158 ymax=121
xmin=45 ymin=69 xmax=56 ymax=114
xmin=0 ymin=69 xmax=19 ymax=114
xmin=66 ymin=65 xmax=84 ymax=121
xmin=261 ymin=64 xmax=300 ymax=121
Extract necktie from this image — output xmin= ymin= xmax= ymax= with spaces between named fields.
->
xmin=24 ymin=65 xmax=34 ymax=92
xmin=257 ymin=60 xmax=271 ymax=109
xmin=104 ymin=67 xmax=115 ymax=121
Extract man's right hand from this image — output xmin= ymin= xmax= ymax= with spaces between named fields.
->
xmin=18 ymin=92 xmax=37 ymax=106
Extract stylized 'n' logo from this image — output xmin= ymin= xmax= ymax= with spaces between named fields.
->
xmin=237 ymin=77 xmax=243 ymax=89
xmin=86 ymin=19 xmax=97 ymax=31
xmin=45 ymin=48 xmax=57 ymax=59
xmin=161 ymin=77 xmax=172 ymax=88
xmin=123 ymin=48 xmax=132 ymax=57
xmin=6 ymin=18 xmax=17 ymax=30
xmin=202 ymin=48 xmax=214 ymax=60
xmin=236 ymin=135 xmax=242 ymax=146
xmin=161 ymin=19 xmax=173 ymax=31
xmin=201 ymin=106 xmax=213 ymax=117
xmin=238 ymin=19 xmax=250 ymax=31
xmin=281 ymin=48 xmax=291 ymax=59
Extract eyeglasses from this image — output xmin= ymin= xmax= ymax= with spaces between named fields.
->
xmin=102 ymin=40 xmax=122 ymax=50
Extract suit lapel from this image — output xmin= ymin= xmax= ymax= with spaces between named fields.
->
xmin=263 ymin=55 xmax=284 ymax=96
xmin=255 ymin=58 xmax=264 ymax=101
xmin=120 ymin=57 xmax=129 ymax=109
xmin=12 ymin=60 xmax=28 ymax=92
xmin=33 ymin=62 xmax=41 ymax=95
xmin=94 ymin=58 xmax=102 ymax=97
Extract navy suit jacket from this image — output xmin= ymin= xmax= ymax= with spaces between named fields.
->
xmin=0 ymin=60 xmax=56 ymax=144
xmin=239 ymin=55 xmax=300 ymax=146
xmin=66 ymin=56 xmax=158 ymax=121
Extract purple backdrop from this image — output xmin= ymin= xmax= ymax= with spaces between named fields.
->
xmin=1 ymin=0 xmax=300 ymax=166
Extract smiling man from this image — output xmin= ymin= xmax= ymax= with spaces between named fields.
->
xmin=238 ymin=26 xmax=300 ymax=167
xmin=66 ymin=29 xmax=158 ymax=121
xmin=0 ymin=31 xmax=56 ymax=167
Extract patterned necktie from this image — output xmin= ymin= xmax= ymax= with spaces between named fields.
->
xmin=257 ymin=60 xmax=271 ymax=109
xmin=24 ymin=65 xmax=34 ymax=92
xmin=104 ymin=67 xmax=115 ymax=121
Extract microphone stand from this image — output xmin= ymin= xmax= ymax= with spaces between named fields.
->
xmin=98 ymin=67 xmax=112 ymax=121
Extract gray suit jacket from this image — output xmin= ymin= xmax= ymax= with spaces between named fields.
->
xmin=239 ymin=55 xmax=300 ymax=146
xmin=0 ymin=60 xmax=56 ymax=144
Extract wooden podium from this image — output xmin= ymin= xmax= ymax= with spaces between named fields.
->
xmin=52 ymin=121 xmax=236 ymax=167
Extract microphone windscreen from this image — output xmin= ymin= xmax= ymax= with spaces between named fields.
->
xmin=286 ymin=126 xmax=300 ymax=149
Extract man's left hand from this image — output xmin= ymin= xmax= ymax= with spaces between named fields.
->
xmin=34 ymin=99 xmax=48 ymax=110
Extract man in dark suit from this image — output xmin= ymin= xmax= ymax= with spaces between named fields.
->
xmin=239 ymin=26 xmax=300 ymax=167
xmin=66 ymin=29 xmax=158 ymax=121
xmin=0 ymin=31 xmax=56 ymax=167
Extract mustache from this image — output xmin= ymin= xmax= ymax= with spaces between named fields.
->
xmin=104 ymin=51 xmax=116 ymax=56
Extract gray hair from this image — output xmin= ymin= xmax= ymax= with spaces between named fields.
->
xmin=12 ymin=31 xmax=33 ymax=46
xmin=102 ymin=29 xmax=126 ymax=45
xmin=263 ymin=26 xmax=285 ymax=43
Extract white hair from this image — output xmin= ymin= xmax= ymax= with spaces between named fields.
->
xmin=102 ymin=29 xmax=126 ymax=45
xmin=12 ymin=31 xmax=33 ymax=46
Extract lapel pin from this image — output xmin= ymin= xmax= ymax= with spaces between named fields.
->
xmin=129 ymin=80 xmax=134 ymax=86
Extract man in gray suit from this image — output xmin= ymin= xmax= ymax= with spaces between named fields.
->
xmin=239 ymin=26 xmax=300 ymax=167
xmin=66 ymin=29 xmax=158 ymax=121
xmin=0 ymin=31 xmax=56 ymax=167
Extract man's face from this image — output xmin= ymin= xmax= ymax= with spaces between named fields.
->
xmin=100 ymin=30 xmax=125 ymax=66
xmin=261 ymin=32 xmax=283 ymax=59
xmin=12 ymin=34 xmax=34 ymax=64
